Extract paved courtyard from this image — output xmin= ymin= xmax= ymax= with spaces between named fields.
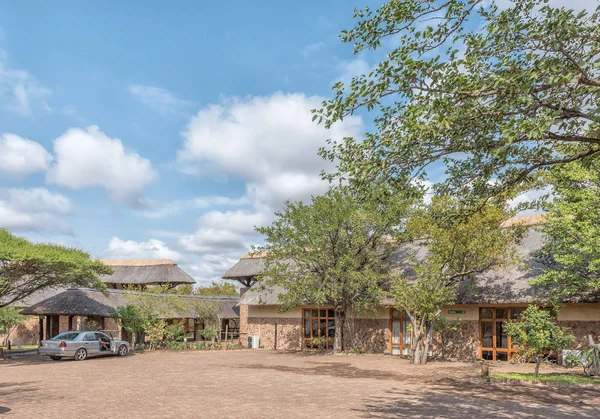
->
xmin=1 ymin=350 xmax=599 ymax=418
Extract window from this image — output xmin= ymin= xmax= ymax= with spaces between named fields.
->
xmin=390 ymin=309 xmax=411 ymax=356
xmin=302 ymin=308 xmax=335 ymax=349
xmin=50 ymin=332 xmax=80 ymax=341
xmin=83 ymin=333 xmax=97 ymax=342
xmin=479 ymin=307 xmax=526 ymax=361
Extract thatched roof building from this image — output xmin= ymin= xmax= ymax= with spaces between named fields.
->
xmin=21 ymin=288 xmax=240 ymax=319
xmin=100 ymin=259 xmax=195 ymax=287
xmin=222 ymin=254 xmax=266 ymax=287
xmin=224 ymin=215 xmax=592 ymax=306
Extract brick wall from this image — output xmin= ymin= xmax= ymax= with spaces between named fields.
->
xmin=239 ymin=304 xmax=249 ymax=344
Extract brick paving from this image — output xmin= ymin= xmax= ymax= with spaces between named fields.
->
xmin=1 ymin=350 xmax=599 ymax=418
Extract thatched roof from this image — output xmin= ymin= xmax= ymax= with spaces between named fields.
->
xmin=101 ymin=260 xmax=195 ymax=285
xmin=21 ymin=288 xmax=240 ymax=319
xmin=222 ymin=257 xmax=266 ymax=280
xmin=5 ymin=287 xmax=67 ymax=308
xmin=233 ymin=216 xmax=590 ymax=306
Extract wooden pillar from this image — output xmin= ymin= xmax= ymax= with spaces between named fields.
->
xmin=68 ymin=315 xmax=74 ymax=331
xmin=39 ymin=316 xmax=44 ymax=344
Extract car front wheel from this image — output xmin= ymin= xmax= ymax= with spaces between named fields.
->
xmin=118 ymin=345 xmax=128 ymax=356
xmin=74 ymin=348 xmax=87 ymax=361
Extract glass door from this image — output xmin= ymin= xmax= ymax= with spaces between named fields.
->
xmin=480 ymin=307 xmax=524 ymax=361
xmin=390 ymin=309 xmax=411 ymax=355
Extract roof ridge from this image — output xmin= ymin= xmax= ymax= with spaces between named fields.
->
xmin=100 ymin=259 xmax=176 ymax=267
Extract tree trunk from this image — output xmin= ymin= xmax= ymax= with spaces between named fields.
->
xmin=334 ymin=310 xmax=346 ymax=353
xmin=535 ymin=355 xmax=541 ymax=377
xmin=410 ymin=321 xmax=432 ymax=364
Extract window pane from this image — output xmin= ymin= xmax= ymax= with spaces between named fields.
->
xmin=496 ymin=309 xmax=508 ymax=319
xmin=328 ymin=309 xmax=334 ymax=318
xmin=496 ymin=352 xmax=508 ymax=361
xmin=312 ymin=309 xmax=318 ymax=317
xmin=304 ymin=319 xmax=310 ymax=338
xmin=496 ymin=322 xmax=508 ymax=348
xmin=481 ymin=322 xmax=493 ymax=348
xmin=320 ymin=309 xmax=326 ymax=317
xmin=391 ymin=309 xmax=400 ymax=318
xmin=328 ymin=320 xmax=335 ymax=338
xmin=392 ymin=346 xmax=400 ymax=355
xmin=304 ymin=309 xmax=310 ymax=318
xmin=312 ymin=319 xmax=318 ymax=338
xmin=510 ymin=308 xmax=525 ymax=320
xmin=402 ymin=320 xmax=411 ymax=344
xmin=482 ymin=350 xmax=494 ymax=360
xmin=402 ymin=311 xmax=410 ymax=320
xmin=392 ymin=320 xmax=400 ymax=344
xmin=481 ymin=308 xmax=493 ymax=319
xmin=320 ymin=319 xmax=326 ymax=338
xmin=402 ymin=347 xmax=410 ymax=356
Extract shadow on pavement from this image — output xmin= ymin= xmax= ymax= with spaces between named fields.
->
xmin=356 ymin=379 xmax=600 ymax=418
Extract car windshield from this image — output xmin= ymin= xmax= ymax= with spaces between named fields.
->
xmin=51 ymin=332 xmax=80 ymax=341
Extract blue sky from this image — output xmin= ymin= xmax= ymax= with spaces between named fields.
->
xmin=1 ymin=0 xmax=595 ymax=285
xmin=0 ymin=1 xmax=386 ymax=284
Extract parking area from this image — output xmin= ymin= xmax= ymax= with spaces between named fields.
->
xmin=1 ymin=350 xmax=599 ymax=418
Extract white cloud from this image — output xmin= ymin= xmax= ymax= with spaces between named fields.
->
xmin=128 ymin=84 xmax=191 ymax=116
xmin=302 ymin=41 xmax=326 ymax=58
xmin=0 ymin=133 xmax=52 ymax=177
xmin=0 ymin=188 xmax=72 ymax=233
xmin=102 ymin=237 xmax=183 ymax=262
xmin=178 ymin=92 xmax=363 ymax=212
xmin=136 ymin=195 xmax=248 ymax=219
xmin=46 ymin=126 xmax=156 ymax=203
xmin=0 ymin=49 xmax=52 ymax=116
xmin=335 ymin=58 xmax=371 ymax=85
xmin=171 ymin=92 xmax=364 ymax=283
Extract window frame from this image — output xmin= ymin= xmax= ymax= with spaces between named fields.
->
xmin=390 ymin=308 xmax=411 ymax=356
xmin=302 ymin=307 xmax=335 ymax=350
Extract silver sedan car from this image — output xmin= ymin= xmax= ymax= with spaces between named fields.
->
xmin=39 ymin=331 xmax=130 ymax=361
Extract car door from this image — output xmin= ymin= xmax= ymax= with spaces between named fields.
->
xmin=95 ymin=332 xmax=113 ymax=355
xmin=82 ymin=332 xmax=100 ymax=356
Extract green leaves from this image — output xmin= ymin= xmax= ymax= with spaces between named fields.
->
xmin=255 ymin=186 xmax=411 ymax=314
xmin=0 ymin=229 xmax=111 ymax=308
xmin=504 ymin=305 xmax=575 ymax=373
xmin=533 ymin=160 xmax=600 ymax=301
xmin=315 ymin=0 xmax=600 ymax=203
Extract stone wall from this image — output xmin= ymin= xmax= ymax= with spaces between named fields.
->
xmin=558 ymin=321 xmax=600 ymax=349
xmin=430 ymin=320 xmax=480 ymax=360
xmin=0 ymin=316 xmax=40 ymax=346
xmin=346 ymin=318 xmax=390 ymax=354
xmin=246 ymin=317 xmax=303 ymax=350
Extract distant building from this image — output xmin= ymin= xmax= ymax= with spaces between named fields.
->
xmin=7 ymin=260 xmax=239 ymax=345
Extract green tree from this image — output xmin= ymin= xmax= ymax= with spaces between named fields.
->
xmin=116 ymin=304 xmax=153 ymax=350
xmin=256 ymin=186 xmax=412 ymax=353
xmin=505 ymin=305 xmax=575 ymax=376
xmin=532 ymin=160 xmax=600 ymax=300
xmin=0 ymin=229 xmax=111 ymax=308
xmin=0 ymin=307 xmax=24 ymax=347
xmin=391 ymin=198 xmax=523 ymax=364
xmin=316 ymin=0 xmax=600 ymax=202
xmin=195 ymin=281 xmax=238 ymax=296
